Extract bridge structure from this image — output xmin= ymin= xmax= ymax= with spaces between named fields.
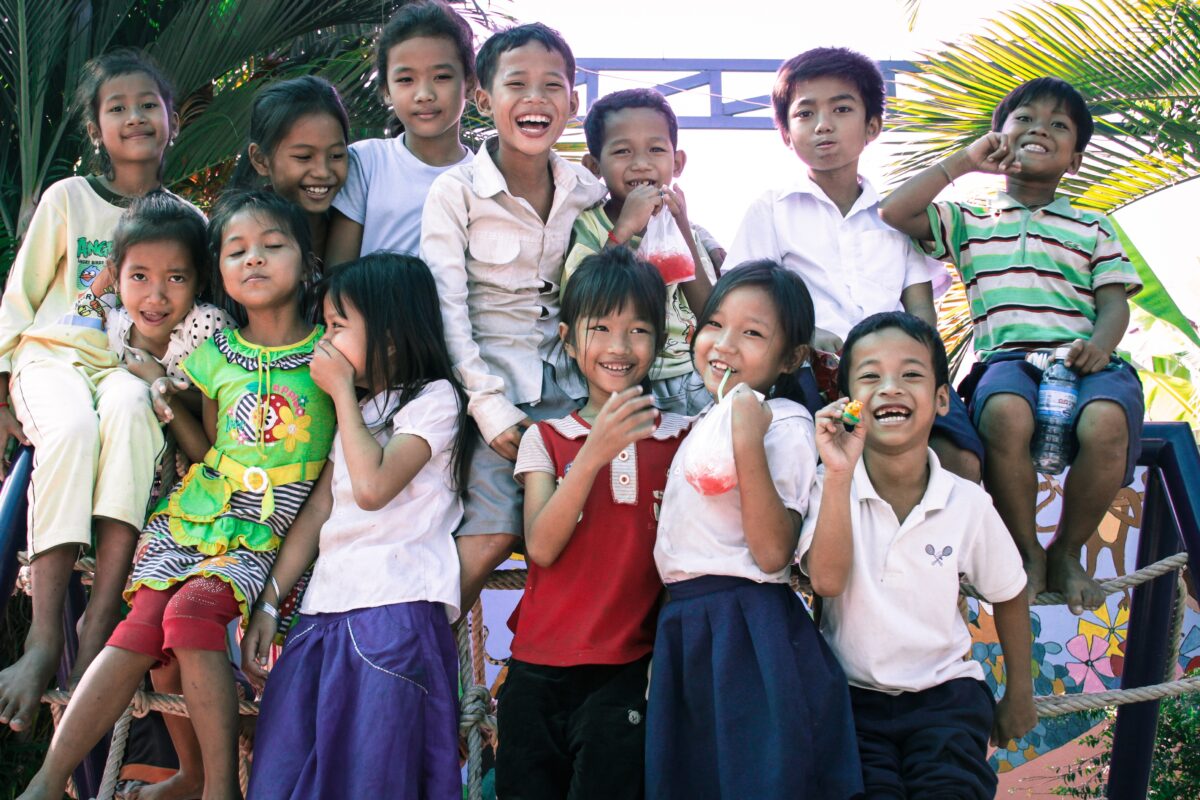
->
xmin=573 ymin=58 xmax=916 ymax=130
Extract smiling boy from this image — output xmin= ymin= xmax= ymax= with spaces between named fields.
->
xmin=800 ymin=312 xmax=1036 ymax=800
xmin=879 ymin=77 xmax=1144 ymax=614
xmin=563 ymin=89 xmax=716 ymax=414
xmin=723 ymin=48 xmax=983 ymax=481
xmin=420 ymin=23 xmax=606 ymax=611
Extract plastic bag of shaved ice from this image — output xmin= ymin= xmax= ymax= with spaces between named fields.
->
xmin=638 ymin=200 xmax=695 ymax=285
xmin=683 ymin=372 xmax=760 ymax=496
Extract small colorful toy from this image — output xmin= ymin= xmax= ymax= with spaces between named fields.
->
xmin=841 ymin=399 xmax=863 ymax=427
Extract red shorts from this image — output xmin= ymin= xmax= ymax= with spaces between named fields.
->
xmin=108 ymin=576 xmax=241 ymax=665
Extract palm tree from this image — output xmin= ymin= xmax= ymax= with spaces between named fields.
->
xmin=0 ymin=0 xmax=501 ymax=272
xmin=888 ymin=0 xmax=1199 ymax=423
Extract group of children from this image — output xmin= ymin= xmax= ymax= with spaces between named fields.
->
xmin=0 ymin=2 xmax=1143 ymax=798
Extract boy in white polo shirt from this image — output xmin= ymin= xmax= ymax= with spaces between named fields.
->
xmin=799 ymin=312 xmax=1036 ymax=799
xmin=725 ymin=47 xmax=982 ymax=483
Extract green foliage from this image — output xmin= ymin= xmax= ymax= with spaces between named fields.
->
xmin=1053 ymin=677 xmax=1200 ymax=798
xmin=0 ymin=595 xmax=52 ymax=800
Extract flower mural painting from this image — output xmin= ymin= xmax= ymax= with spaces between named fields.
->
xmin=1066 ymin=634 xmax=1118 ymax=693
xmin=1079 ymin=600 xmax=1129 ymax=658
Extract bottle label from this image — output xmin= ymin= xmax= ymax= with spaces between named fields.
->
xmin=1037 ymin=387 xmax=1077 ymax=420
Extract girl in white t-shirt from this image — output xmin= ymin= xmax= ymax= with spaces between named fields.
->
xmin=241 ymin=252 xmax=474 ymax=799
xmin=647 ymin=261 xmax=863 ymax=799
xmin=325 ymin=0 xmax=476 ymax=265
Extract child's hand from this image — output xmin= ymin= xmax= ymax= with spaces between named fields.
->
xmin=992 ymin=690 xmax=1038 ymax=746
xmin=241 ymin=609 xmax=277 ymax=691
xmin=490 ymin=418 xmax=533 ymax=462
xmin=0 ymin=404 xmax=29 ymax=480
xmin=1063 ymin=338 xmax=1110 ymax=375
xmin=580 ymin=387 xmax=658 ymax=467
xmin=150 ymin=376 xmax=189 ymax=424
xmin=123 ymin=347 xmax=166 ymax=384
xmin=310 ymin=340 xmax=356 ymax=397
xmin=961 ymin=132 xmax=1021 ymax=175
xmin=611 ymin=184 xmax=665 ymax=244
xmin=812 ymin=327 xmax=845 ymax=356
xmin=729 ymin=382 xmax=772 ymax=446
xmin=661 ymin=184 xmax=691 ymax=231
xmin=814 ymin=400 xmax=867 ymax=475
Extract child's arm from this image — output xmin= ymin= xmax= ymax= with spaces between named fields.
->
xmin=663 ymin=185 xmax=713 ymax=316
xmin=730 ymin=387 xmax=800 ymax=573
xmin=991 ymin=591 xmax=1038 ymax=745
xmin=324 ymin=210 xmax=363 ymax=270
xmin=151 ymin=377 xmax=214 ymax=463
xmin=310 ymin=341 xmax=436 ymax=511
xmin=241 ymin=463 xmax=334 ymax=688
xmin=899 ymin=281 xmax=938 ymax=330
xmin=879 ymin=133 xmax=1020 ymax=240
xmin=523 ymin=386 xmax=658 ymax=567
xmin=806 ymin=400 xmax=867 ymax=597
xmin=1065 ymin=284 xmax=1129 ymax=375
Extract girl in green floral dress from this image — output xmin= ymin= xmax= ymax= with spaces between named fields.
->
xmin=19 ymin=190 xmax=334 ymax=800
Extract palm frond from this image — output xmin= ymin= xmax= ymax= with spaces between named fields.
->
xmin=888 ymin=0 xmax=1200 ymax=212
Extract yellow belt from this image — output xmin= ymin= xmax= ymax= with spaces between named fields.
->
xmin=202 ymin=449 xmax=324 ymax=521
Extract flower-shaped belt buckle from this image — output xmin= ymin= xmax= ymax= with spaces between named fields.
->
xmin=242 ymin=466 xmax=269 ymax=494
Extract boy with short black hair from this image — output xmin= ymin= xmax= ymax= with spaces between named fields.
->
xmin=420 ymin=22 xmax=607 ymax=611
xmin=564 ymin=88 xmax=716 ymax=414
xmin=800 ymin=311 xmax=1037 ymax=800
xmin=879 ymin=76 xmax=1144 ymax=613
xmin=724 ymin=47 xmax=983 ymax=481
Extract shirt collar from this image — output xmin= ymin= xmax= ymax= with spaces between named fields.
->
xmin=993 ymin=191 xmax=1080 ymax=219
xmin=544 ymin=410 xmax=690 ymax=441
xmin=852 ymin=448 xmax=954 ymax=513
xmin=782 ymin=171 xmax=879 ymax=216
xmin=471 ymin=136 xmax=598 ymax=199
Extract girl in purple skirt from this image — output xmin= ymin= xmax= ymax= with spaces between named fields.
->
xmin=242 ymin=252 xmax=475 ymax=800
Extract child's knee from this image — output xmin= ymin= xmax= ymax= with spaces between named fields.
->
xmin=1074 ymin=401 xmax=1128 ymax=457
xmin=977 ymin=394 xmax=1033 ymax=447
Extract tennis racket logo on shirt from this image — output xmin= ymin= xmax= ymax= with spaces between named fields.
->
xmin=926 ymin=544 xmax=953 ymax=566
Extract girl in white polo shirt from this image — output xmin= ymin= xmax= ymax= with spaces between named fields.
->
xmin=242 ymin=253 xmax=474 ymax=799
xmin=648 ymin=261 xmax=863 ymax=800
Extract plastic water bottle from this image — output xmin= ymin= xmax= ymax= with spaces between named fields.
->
xmin=1031 ymin=347 xmax=1079 ymax=474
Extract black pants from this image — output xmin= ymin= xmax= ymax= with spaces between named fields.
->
xmin=850 ymin=678 xmax=997 ymax=799
xmin=496 ymin=656 xmax=650 ymax=800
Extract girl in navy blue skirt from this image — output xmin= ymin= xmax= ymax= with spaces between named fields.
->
xmin=648 ymin=261 xmax=863 ymax=799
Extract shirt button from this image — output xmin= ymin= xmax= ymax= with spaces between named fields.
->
xmin=618 ymin=474 xmax=631 ymax=485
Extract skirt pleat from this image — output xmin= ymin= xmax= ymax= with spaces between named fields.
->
xmin=646 ymin=576 xmax=863 ymax=799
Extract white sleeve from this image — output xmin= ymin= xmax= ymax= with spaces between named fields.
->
xmin=391 ymin=380 xmax=462 ymax=458
xmin=419 ymin=172 xmax=524 ymax=444
xmin=902 ymin=237 xmax=950 ymax=298
xmin=959 ymin=486 xmax=1027 ymax=603
xmin=513 ymin=424 xmax=555 ymax=484
xmin=723 ymin=193 xmax=782 ymax=272
xmin=796 ymin=465 xmax=826 ymax=572
xmin=763 ymin=407 xmax=818 ymax=518
xmin=331 ymin=142 xmax=370 ymax=224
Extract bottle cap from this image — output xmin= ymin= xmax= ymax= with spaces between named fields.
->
xmin=1054 ymin=345 xmax=1073 ymax=361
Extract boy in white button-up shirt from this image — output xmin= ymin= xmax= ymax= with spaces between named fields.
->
xmin=725 ymin=48 xmax=983 ymax=483
xmin=420 ymin=23 xmax=606 ymax=611
xmin=799 ymin=312 xmax=1036 ymax=800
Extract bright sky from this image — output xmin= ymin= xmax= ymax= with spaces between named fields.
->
xmin=497 ymin=0 xmax=1199 ymax=323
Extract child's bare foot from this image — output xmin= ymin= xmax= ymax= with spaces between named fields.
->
xmin=129 ymin=771 xmax=203 ymax=800
xmin=1047 ymin=544 xmax=1105 ymax=615
xmin=1021 ymin=548 xmax=1047 ymax=602
xmin=0 ymin=644 xmax=57 ymax=731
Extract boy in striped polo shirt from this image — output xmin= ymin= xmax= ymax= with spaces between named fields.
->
xmin=880 ymin=77 xmax=1143 ymax=615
